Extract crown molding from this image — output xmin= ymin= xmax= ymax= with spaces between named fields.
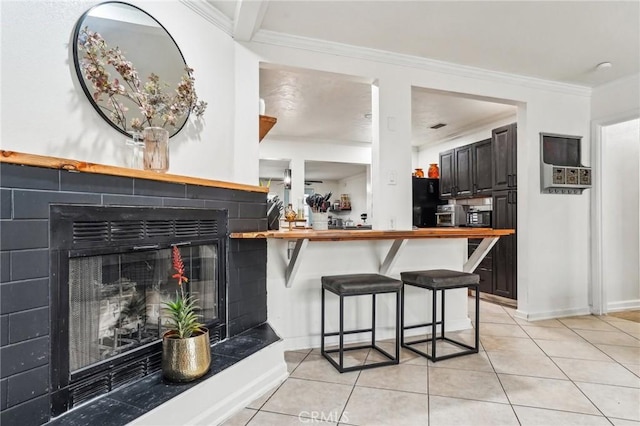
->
xmin=180 ymin=0 xmax=233 ymax=35
xmin=252 ymin=30 xmax=592 ymax=98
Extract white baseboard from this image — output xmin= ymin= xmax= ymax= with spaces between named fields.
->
xmin=607 ymin=299 xmax=640 ymax=312
xmin=130 ymin=340 xmax=288 ymax=426
xmin=515 ymin=306 xmax=592 ymax=321
xmin=282 ymin=318 xmax=473 ymax=351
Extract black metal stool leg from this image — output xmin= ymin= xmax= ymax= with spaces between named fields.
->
xmin=339 ymin=294 xmax=344 ymax=370
xmin=321 ymin=288 xmax=325 ymax=354
xmin=441 ymin=288 xmax=446 ymax=340
xmin=396 ymin=289 xmax=401 ymax=361
xmin=431 ymin=288 xmax=437 ymax=360
xmin=371 ymin=293 xmax=376 ymax=346
xmin=400 ymin=284 xmax=405 ymax=347
xmin=475 ymin=284 xmax=480 ymax=352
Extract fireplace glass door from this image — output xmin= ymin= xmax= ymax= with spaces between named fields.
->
xmin=68 ymin=244 xmax=218 ymax=373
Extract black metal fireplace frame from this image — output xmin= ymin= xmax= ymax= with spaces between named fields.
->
xmin=49 ymin=205 xmax=228 ymax=416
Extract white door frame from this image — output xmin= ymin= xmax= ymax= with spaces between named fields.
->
xmin=590 ymin=109 xmax=640 ymax=315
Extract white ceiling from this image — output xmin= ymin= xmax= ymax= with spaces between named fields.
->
xmin=249 ymin=0 xmax=639 ymax=87
xmin=411 ymin=88 xmax=515 ymax=146
xmin=260 ymin=65 xmax=517 ymax=146
xmin=210 ymin=0 xmax=638 ymax=171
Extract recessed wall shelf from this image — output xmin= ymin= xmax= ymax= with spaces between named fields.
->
xmin=540 ymin=132 xmax=591 ymax=195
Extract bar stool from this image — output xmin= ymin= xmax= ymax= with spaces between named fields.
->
xmin=400 ymin=269 xmax=480 ymax=362
xmin=321 ymin=273 xmax=402 ymax=373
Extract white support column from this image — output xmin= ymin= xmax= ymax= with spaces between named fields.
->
xmin=233 ymin=45 xmax=259 ymax=185
xmin=371 ymin=78 xmax=413 ymax=230
xmin=289 ymin=157 xmax=306 ymax=215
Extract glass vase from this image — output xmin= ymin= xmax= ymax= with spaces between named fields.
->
xmin=124 ymin=131 xmax=144 ymax=169
xmin=143 ymin=127 xmax=169 ymax=173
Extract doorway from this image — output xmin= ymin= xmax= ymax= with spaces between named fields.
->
xmin=599 ymin=118 xmax=640 ymax=314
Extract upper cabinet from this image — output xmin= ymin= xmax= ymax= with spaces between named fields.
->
xmin=439 ymin=149 xmax=455 ymax=198
xmin=472 ymin=138 xmax=493 ymax=195
xmin=491 ymin=123 xmax=517 ymax=190
xmin=454 ymin=144 xmax=474 ymax=197
xmin=439 ymin=145 xmax=473 ymax=198
xmin=437 ymin=122 xmax=517 ymax=199
xmin=439 ymin=139 xmax=492 ymax=199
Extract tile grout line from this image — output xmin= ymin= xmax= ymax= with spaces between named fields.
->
xmin=245 ymin=300 xmax=637 ymax=425
xmin=477 ymin=316 xmax=523 ymax=425
xmin=477 ymin=299 xmax=616 ymax=422
xmin=338 ymin=348 xmax=368 ymax=425
xmin=483 ymin=299 xmax=620 ymax=423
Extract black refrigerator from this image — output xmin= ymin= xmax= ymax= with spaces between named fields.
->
xmin=412 ymin=177 xmax=446 ymax=227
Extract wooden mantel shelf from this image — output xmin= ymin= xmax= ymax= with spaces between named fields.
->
xmin=231 ymin=228 xmax=515 ymax=287
xmin=0 ymin=150 xmax=267 ymax=193
xmin=259 ymin=115 xmax=277 ymax=142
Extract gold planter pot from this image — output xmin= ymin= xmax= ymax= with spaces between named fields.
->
xmin=162 ymin=329 xmax=211 ymax=382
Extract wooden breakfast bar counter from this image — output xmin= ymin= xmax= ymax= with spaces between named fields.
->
xmin=231 ymin=228 xmax=515 ymax=287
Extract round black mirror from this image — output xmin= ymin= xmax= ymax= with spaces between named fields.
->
xmin=72 ymin=2 xmax=190 ymax=138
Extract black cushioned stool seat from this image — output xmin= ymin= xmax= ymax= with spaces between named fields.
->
xmin=400 ymin=269 xmax=480 ymax=362
xmin=321 ymin=274 xmax=402 ymax=373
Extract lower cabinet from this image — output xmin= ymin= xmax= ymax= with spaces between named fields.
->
xmin=492 ymin=190 xmax=517 ymax=300
xmin=468 ymin=239 xmax=492 ymax=294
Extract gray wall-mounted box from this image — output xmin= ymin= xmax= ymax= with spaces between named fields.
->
xmin=540 ymin=132 xmax=591 ymax=194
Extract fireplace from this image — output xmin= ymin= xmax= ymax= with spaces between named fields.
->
xmin=49 ymin=205 xmax=227 ymax=416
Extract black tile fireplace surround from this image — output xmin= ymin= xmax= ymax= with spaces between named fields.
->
xmin=0 ymin=163 xmax=268 ymax=425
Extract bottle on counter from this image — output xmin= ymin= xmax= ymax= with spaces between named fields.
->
xmin=284 ymin=203 xmax=297 ymax=230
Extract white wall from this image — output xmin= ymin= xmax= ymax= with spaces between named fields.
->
xmin=601 ymin=119 xmax=640 ymax=311
xmin=1 ymin=0 xmax=238 ymax=182
xmin=337 ymin=172 xmax=368 ymax=224
xmin=247 ymin=40 xmax=592 ymax=321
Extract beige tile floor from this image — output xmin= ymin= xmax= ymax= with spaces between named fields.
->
xmin=224 ymin=299 xmax=640 ymax=425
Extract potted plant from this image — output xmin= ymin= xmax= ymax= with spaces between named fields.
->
xmin=76 ymin=27 xmax=207 ymax=172
xmin=161 ymin=246 xmax=211 ymax=382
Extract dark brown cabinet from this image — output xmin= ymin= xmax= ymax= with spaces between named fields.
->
xmin=454 ymin=145 xmax=473 ymax=197
xmin=439 ymin=141 xmax=488 ymax=199
xmin=468 ymin=238 xmax=493 ymax=294
xmin=492 ymin=189 xmax=517 ymax=299
xmin=472 ymin=138 xmax=493 ymax=195
xmin=492 ymin=123 xmax=517 ymax=191
xmin=438 ymin=122 xmax=517 ymax=300
xmin=439 ymin=149 xmax=455 ymax=198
